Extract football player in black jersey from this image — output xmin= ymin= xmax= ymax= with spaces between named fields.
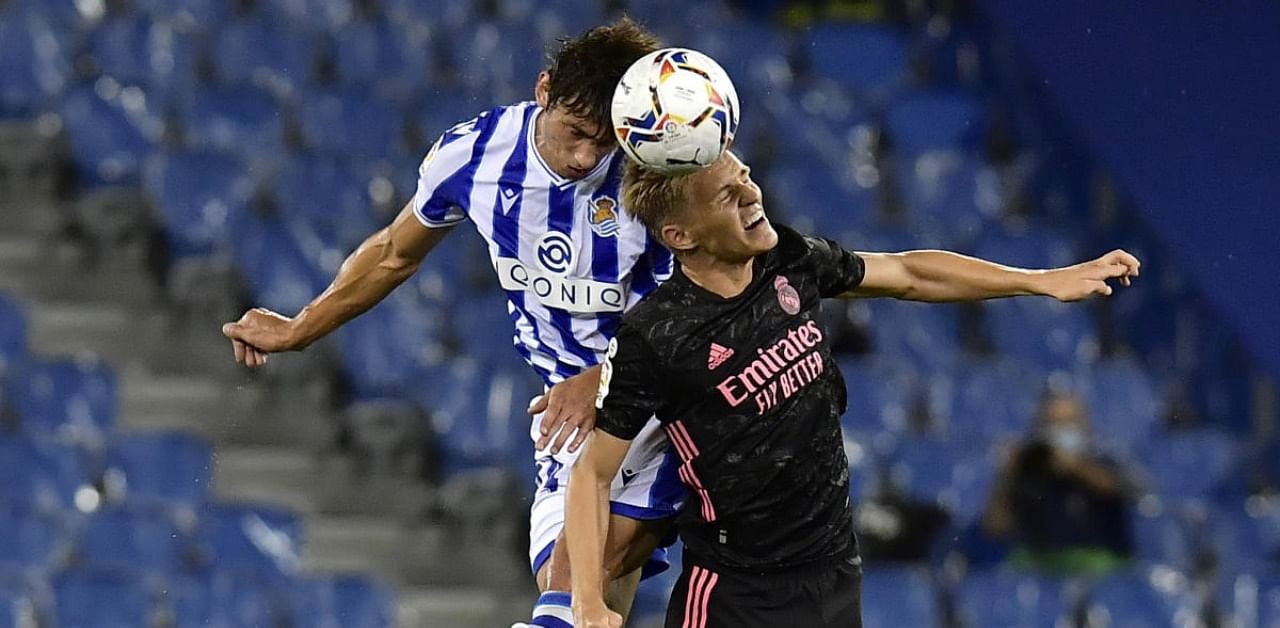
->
xmin=567 ymin=152 xmax=1140 ymax=628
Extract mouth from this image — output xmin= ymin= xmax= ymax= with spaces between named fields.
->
xmin=743 ymin=205 xmax=767 ymax=231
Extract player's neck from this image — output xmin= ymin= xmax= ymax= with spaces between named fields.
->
xmin=680 ymin=254 xmax=755 ymax=299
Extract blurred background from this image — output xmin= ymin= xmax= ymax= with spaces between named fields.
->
xmin=0 ymin=0 xmax=1277 ymax=626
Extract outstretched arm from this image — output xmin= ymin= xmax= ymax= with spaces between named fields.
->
xmin=222 ymin=199 xmax=452 ymax=367
xmin=848 ymin=249 xmax=1140 ymax=303
xmin=567 ymin=431 xmax=632 ymax=628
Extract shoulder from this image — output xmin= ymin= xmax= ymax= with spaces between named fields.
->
xmin=417 ymin=103 xmax=535 ymax=178
xmin=763 ymin=222 xmax=821 ymax=266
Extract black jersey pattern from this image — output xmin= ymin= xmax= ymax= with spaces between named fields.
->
xmin=595 ymin=224 xmax=866 ymax=572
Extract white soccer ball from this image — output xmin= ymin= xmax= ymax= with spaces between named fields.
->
xmin=611 ymin=48 xmax=740 ymax=174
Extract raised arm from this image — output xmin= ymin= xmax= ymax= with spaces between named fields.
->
xmin=847 ymin=249 xmax=1140 ymax=303
xmin=567 ymin=431 xmax=633 ymax=628
xmin=222 ymin=199 xmax=451 ymax=367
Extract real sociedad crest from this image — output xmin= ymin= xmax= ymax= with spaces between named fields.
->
xmin=590 ymin=196 xmax=621 ymax=237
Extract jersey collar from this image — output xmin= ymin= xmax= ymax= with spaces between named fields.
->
xmin=528 ymin=105 xmax=616 ymax=188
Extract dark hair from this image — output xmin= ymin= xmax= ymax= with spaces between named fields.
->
xmin=544 ymin=17 xmax=660 ymax=135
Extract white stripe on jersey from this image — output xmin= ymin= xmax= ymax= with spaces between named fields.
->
xmin=412 ymin=102 xmax=672 ymax=384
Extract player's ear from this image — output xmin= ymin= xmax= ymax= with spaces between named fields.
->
xmin=535 ymin=72 xmax=551 ymax=107
xmin=660 ymin=223 xmax=697 ymax=254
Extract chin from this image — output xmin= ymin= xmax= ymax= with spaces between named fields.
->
xmin=750 ymin=220 xmax=779 ymax=254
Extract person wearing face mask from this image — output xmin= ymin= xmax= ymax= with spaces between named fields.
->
xmin=982 ymin=391 xmax=1135 ymax=575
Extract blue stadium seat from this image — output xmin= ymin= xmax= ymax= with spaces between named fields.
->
xmin=887 ymin=438 xmax=995 ymax=525
xmin=297 ymin=88 xmax=403 ymax=161
xmin=862 ymin=300 xmax=960 ymax=373
xmin=955 ymin=568 xmax=1067 ymax=628
xmin=803 ymin=24 xmax=909 ymax=103
xmin=196 ymin=503 xmax=304 ymax=577
xmin=442 ymin=20 xmax=546 ymax=103
xmin=337 ymin=293 xmax=447 ymax=399
xmin=289 ymin=574 xmax=396 ymax=628
xmin=1129 ymin=506 xmax=1193 ymax=569
xmin=0 ymin=293 xmax=27 ymax=373
xmin=898 ymin=153 xmax=1002 ymax=238
xmin=0 ymin=436 xmax=85 ymax=512
xmin=973 ymin=224 xmax=1080 ymax=270
xmin=78 ymin=506 xmax=187 ymax=574
xmin=0 ymin=508 xmax=66 ymax=575
xmin=982 ymin=297 xmax=1097 ymax=371
xmin=860 ymin=565 xmax=939 ymax=627
xmin=414 ymin=361 xmax=540 ymax=476
xmin=260 ymin=0 xmax=356 ymax=32
xmin=84 ymin=15 xmax=153 ymax=87
xmin=59 ymin=82 xmax=158 ymax=187
xmin=170 ymin=569 xmax=275 ymax=628
xmin=417 ymin=91 xmax=487 ymax=147
xmin=1086 ymin=570 xmax=1183 ymax=628
xmin=1078 ymin=360 xmax=1161 ymax=454
xmin=764 ymin=163 xmax=875 ymax=242
xmin=144 ymin=150 xmax=254 ymax=259
xmin=692 ymin=18 xmax=790 ymax=92
xmin=0 ymin=14 xmax=70 ymax=117
xmin=382 ymin=0 xmax=472 ymax=32
xmin=53 ymin=569 xmax=157 ymax=628
xmin=129 ymin=0 xmax=233 ymax=29
xmin=886 ymin=90 xmax=986 ymax=157
xmin=1203 ymin=502 xmax=1280 ymax=577
xmin=233 ymin=217 xmax=326 ymax=317
xmin=87 ymin=15 xmax=196 ymax=105
xmin=333 ymin=17 xmax=431 ymax=98
xmin=105 ymin=431 xmax=213 ymax=508
xmin=836 ymin=358 xmax=912 ymax=435
xmin=936 ymin=361 xmax=1042 ymax=442
xmin=275 ymin=154 xmax=379 ymax=253
xmin=1137 ymin=428 xmax=1241 ymax=502
xmin=6 ymin=357 xmax=116 ymax=445
xmin=0 ymin=582 xmax=37 ymax=628
xmin=211 ymin=17 xmax=316 ymax=96
xmin=184 ymin=85 xmax=284 ymax=157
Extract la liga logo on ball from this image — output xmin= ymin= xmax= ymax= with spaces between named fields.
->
xmin=611 ymin=48 xmax=739 ymax=174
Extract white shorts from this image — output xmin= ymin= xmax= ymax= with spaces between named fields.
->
xmin=528 ymin=405 xmax=684 ymax=580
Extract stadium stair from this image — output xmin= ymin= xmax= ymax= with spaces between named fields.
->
xmin=0 ymin=121 xmax=531 ymax=626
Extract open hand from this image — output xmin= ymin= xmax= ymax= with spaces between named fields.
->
xmin=529 ymin=365 xmax=602 ymax=454
xmin=1043 ymin=249 xmax=1141 ymax=302
xmin=221 ymin=308 xmax=299 ymax=368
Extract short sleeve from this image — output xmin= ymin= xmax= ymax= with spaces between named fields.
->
xmin=803 ymin=235 xmax=866 ymax=298
xmin=412 ymin=119 xmax=480 ymax=228
xmin=595 ymin=322 xmax=666 ymax=441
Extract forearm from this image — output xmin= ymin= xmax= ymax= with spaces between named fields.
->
xmin=290 ymin=229 xmax=425 ymax=347
xmin=567 ymin=456 xmax=613 ymax=610
xmin=891 ymin=250 xmax=1046 ymax=302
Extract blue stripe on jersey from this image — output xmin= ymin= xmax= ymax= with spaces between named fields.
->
xmin=491 ymin=106 xmax=534 ymax=257
xmin=630 ymin=236 xmax=672 ymax=299
xmin=589 ymin=156 xmax=624 ymax=340
xmin=422 ymin=109 xmax=502 ymax=222
xmin=496 ymin=107 xmax=578 ymax=384
xmin=546 ymin=183 xmax=600 ymax=368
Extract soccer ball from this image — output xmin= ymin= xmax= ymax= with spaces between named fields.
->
xmin=611 ymin=48 xmax=739 ymax=174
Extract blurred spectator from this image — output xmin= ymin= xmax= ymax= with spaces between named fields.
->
xmin=856 ymin=481 xmax=951 ymax=562
xmin=982 ymin=391 xmax=1134 ymax=575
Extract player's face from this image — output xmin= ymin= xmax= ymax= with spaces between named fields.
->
xmin=683 ymin=152 xmax=778 ymax=262
xmin=534 ymin=73 xmax=615 ymax=180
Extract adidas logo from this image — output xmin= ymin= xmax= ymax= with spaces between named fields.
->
xmin=707 ymin=343 xmax=735 ymax=370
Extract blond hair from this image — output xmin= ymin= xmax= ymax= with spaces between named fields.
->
xmin=620 ymin=160 xmax=695 ymax=239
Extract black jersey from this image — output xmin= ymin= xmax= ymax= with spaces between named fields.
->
xmin=595 ymin=224 xmax=866 ymax=572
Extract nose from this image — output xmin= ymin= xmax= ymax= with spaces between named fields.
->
xmin=572 ymin=144 xmax=604 ymax=172
xmin=741 ymin=180 xmax=762 ymax=206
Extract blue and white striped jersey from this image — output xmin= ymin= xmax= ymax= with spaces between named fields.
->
xmin=413 ymin=102 xmax=674 ymax=385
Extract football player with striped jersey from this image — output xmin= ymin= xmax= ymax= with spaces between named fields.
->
xmin=221 ymin=18 xmax=681 ymax=628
